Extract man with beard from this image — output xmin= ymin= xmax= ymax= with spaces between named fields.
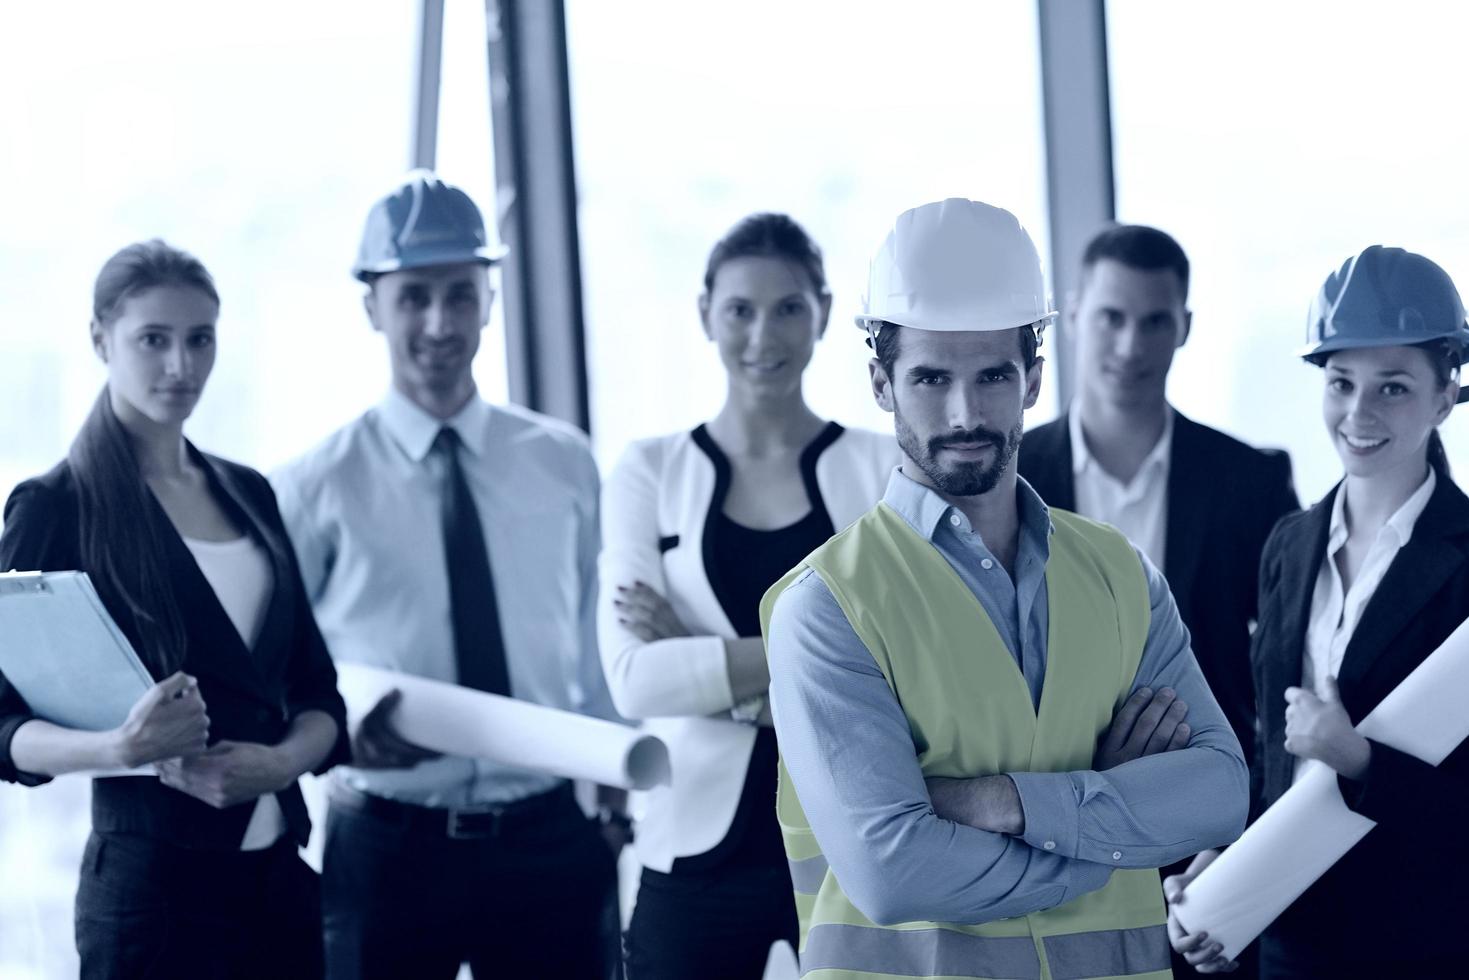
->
xmin=760 ymin=199 xmax=1248 ymax=980
xmin=272 ymin=172 xmax=623 ymax=978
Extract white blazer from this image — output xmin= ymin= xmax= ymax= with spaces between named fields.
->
xmin=598 ymin=424 xmax=897 ymax=872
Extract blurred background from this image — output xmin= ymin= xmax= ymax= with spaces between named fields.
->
xmin=2 ymin=1 xmax=1468 ymax=974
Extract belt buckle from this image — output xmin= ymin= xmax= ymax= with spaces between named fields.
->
xmin=446 ymin=802 xmax=501 ymax=840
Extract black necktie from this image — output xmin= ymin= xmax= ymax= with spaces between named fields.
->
xmin=434 ymin=427 xmax=512 ymax=696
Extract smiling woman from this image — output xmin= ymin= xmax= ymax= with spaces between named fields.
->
xmin=598 ymin=213 xmax=897 ymax=978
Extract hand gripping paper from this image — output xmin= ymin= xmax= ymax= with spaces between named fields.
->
xmin=334 ymin=663 xmax=670 ymax=790
xmin=1174 ymin=613 xmax=1469 ymax=960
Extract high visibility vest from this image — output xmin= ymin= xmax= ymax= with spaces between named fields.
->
xmin=760 ymin=502 xmax=1171 ymax=980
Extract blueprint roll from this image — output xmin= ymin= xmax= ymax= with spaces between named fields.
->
xmin=1174 ymin=613 xmax=1469 ymax=960
xmin=334 ymin=662 xmax=671 ymax=791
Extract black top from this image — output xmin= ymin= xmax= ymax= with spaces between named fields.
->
xmin=1018 ymin=410 xmax=1299 ymax=764
xmin=673 ymin=422 xmax=841 ymax=873
xmin=0 ymin=448 xmax=350 ymax=850
xmin=1247 ymin=473 xmax=1469 ymax=967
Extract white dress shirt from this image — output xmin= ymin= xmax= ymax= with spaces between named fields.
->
xmin=272 ymin=389 xmax=617 ymax=807
xmin=1294 ymin=469 xmax=1436 ymax=783
xmin=182 ymin=534 xmax=284 ymax=849
xmin=1070 ymin=407 xmax=1172 ymax=572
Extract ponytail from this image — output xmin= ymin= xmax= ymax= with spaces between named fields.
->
xmin=67 ymin=391 xmax=187 ymax=677
xmin=1428 ymin=429 xmax=1453 ymax=480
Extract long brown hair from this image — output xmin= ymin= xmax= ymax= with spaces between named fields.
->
xmin=68 ymin=240 xmax=219 ymax=676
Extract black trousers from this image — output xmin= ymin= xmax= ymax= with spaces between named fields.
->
xmin=322 ymin=783 xmax=616 ymax=980
xmin=74 ymin=831 xmax=323 ymax=980
xmin=1259 ymin=932 xmax=1452 ymax=979
xmin=623 ymin=862 xmax=798 ymax=980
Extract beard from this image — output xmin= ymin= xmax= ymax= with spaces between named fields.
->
xmin=895 ymin=410 xmax=1022 ymax=497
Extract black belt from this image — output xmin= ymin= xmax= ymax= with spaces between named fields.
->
xmin=330 ymin=782 xmax=575 ymax=841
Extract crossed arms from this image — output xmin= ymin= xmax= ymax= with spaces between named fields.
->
xmin=766 ymin=562 xmax=1248 ymax=927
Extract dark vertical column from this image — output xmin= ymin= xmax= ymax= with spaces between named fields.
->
xmin=484 ymin=0 xmax=591 ymax=433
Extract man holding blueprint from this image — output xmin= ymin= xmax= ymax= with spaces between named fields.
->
xmin=273 ymin=172 xmax=624 ymax=980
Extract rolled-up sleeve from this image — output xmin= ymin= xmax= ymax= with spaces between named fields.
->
xmin=768 ymin=570 xmax=1111 ymax=926
xmin=1008 ymin=549 xmax=1250 ymax=869
xmin=597 ymin=442 xmax=733 ymax=719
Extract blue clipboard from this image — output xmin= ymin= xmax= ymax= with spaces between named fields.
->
xmin=0 ymin=571 xmax=154 ymax=731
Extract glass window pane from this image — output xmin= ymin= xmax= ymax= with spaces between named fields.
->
xmin=0 ymin=3 xmax=419 ymax=973
xmin=567 ymin=0 xmax=1051 ymax=466
xmin=1108 ymin=0 xmax=1469 ymax=502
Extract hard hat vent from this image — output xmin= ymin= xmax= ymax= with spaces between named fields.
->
xmin=352 ymin=171 xmax=508 ymax=281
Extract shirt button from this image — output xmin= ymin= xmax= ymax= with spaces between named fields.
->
xmin=1112 ymin=851 xmax=1123 ymax=861
xmin=1043 ymin=840 xmax=1056 ymax=851
xmin=949 ymin=514 xmax=962 ymax=527
xmin=981 ymin=558 xmax=994 ymax=570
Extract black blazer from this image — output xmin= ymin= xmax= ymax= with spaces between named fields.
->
xmin=0 ymin=447 xmax=350 ymax=849
xmin=1249 ymin=474 xmax=1469 ymax=956
xmin=1018 ymin=411 xmax=1298 ymax=763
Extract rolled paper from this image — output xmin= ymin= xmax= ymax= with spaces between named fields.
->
xmin=1175 ymin=613 xmax=1469 ymax=960
xmin=334 ymin=662 xmax=671 ymax=791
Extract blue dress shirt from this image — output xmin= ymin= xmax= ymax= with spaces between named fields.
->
xmin=273 ymin=389 xmax=618 ymax=807
xmin=766 ymin=469 xmax=1248 ymax=925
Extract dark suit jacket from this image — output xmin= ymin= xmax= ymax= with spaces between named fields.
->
xmin=1019 ymin=410 xmax=1298 ymax=763
xmin=0 ymin=447 xmax=349 ymax=849
xmin=1249 ymin=474 xmax=1469 ymax=962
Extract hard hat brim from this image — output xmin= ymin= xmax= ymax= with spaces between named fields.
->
xmin=854 ymin=310 xmax=1058 ymax=333
xmin=1297 ymin=328 xmax=1469 ymax=361
xmin=353 ymin=243 xmax=509 ymax=282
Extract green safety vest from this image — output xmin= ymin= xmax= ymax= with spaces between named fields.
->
xmin=760 ymin=502 xmax=1171 ymax=980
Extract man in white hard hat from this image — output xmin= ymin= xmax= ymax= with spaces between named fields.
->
xmin=272 ymin=171 xmax=624 ymax=979
xmin=760 ymin=199 xmax=1249 ymax=980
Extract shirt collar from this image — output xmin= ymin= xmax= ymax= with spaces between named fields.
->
xmin=378 ymin=387 xmax=492 ymax=463
xmin=1069 ymin=406 xmax=1174 ymax=480
xmin=1329 ymin=467 xmax=1437 ymax=552
xmin=881 ymin=466 xmax=1055 ymax=544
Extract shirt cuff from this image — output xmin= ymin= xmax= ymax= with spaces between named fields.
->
xmin=1009 ymin=770 xmax=1081 ymax=858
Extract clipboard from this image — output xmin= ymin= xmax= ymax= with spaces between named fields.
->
xmin=0 ymin=570 xmax=155 ymax=732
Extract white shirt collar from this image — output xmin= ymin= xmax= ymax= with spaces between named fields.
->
xmin=1069 ymin=405 xmax=1174 ymax=482
xmin=1328 ymin=467 xmax=1437 ymax=553
xmin=377 ymin=387 xmax=492 ymax=463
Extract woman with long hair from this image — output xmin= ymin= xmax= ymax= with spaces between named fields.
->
xmin=0 ymin=240 xmax=349 ymax=978
xmin=599 ymin=213 xmax=896 ymax=978
xmin=1166 ymin=245 xmax=1469 ymax=977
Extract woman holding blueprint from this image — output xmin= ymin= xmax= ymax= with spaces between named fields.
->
xmin=0 ymin=241 xmax=349 ymax=979
xmin=1166 ymin=246 xmax=1469 ymax=977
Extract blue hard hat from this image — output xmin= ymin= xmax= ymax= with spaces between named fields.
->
xmin=1301 ymin=245 xmax=1469 ymax=362
xmin=352 ymin=170 xmax=508 ymax=281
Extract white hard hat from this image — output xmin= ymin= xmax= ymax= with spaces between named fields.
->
xmin=856 ymin=198 xmax=1056 ymax=334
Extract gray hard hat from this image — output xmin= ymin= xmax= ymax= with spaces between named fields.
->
xmin=1302 ymin=245 xmax=1469 ymax=360
xmin=352 ymin=170 xmax=507 ymax=281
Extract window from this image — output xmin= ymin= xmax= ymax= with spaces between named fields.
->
xmin=0 ymin=3 xmax=425 ymax=973
xmin=566 ymin=0 xmax=1052 ymax=467
xmin=1108 ymin=0 xmax=1469 ymax=502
